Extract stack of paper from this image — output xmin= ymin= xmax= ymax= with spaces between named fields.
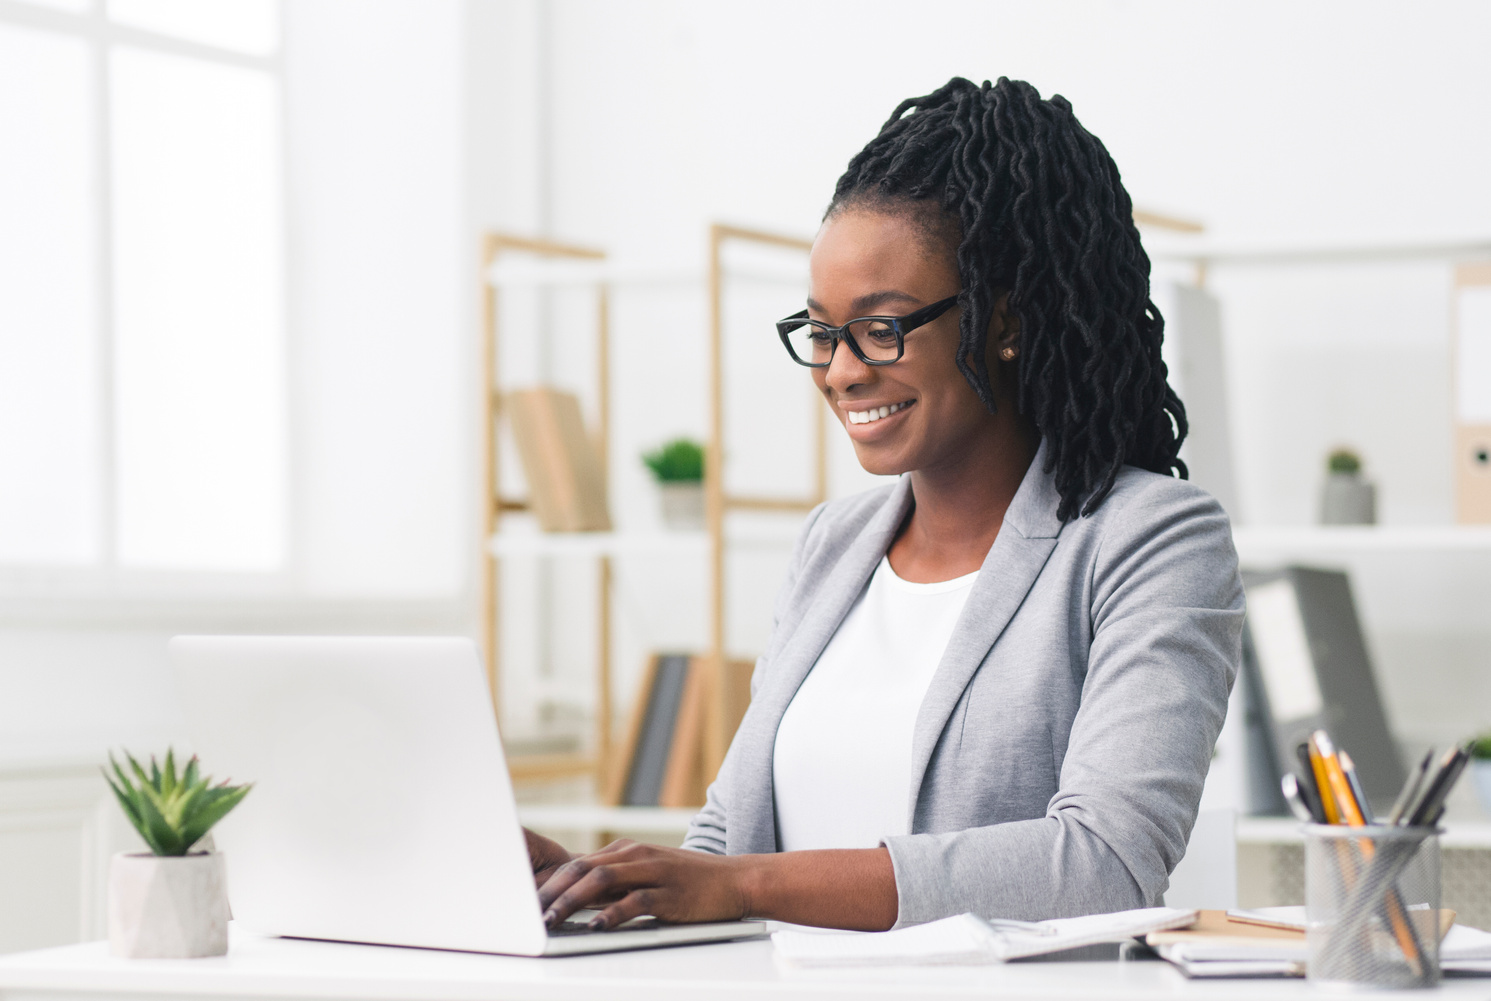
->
xmin=1432 ymin=924 xmax=1491 ymax=974
xmin=1148 ymin=907 xmax=1491 ymax=978
xmin=771 ymin=908 xmax=1197 ymax=967
xmin=1147 ymin=909 xmax=1307 ymax=978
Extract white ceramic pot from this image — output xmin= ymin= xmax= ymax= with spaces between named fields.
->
xmin=658 ymin=481 xmax=705 ymax=530
xmin=108 ymin=851 xmax=229 ymax=958
xmin=1473 ymin=760 xmax=1491 ymax=815
xmin=1320 ymin=472 xmax=1376 ymax=525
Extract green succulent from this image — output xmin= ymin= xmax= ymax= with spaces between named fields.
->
xmin=642 ymin=438 xmax=705 ymax=483
xmin=1327 ymin=448 xmax=1362 ymax=475
xmin=103 ymin=749 xmax=252 ymax=856
xmin=1468 ymin=734 xmax=1491 ymax=761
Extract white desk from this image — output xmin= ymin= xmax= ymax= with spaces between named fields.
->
xmin=3 ymin=930 xmax=1491 ymax=1001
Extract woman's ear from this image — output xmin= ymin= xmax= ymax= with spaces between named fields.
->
xmin=989 ymin=291 xmax=1021 ymax=363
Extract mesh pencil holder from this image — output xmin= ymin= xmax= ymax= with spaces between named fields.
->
xmin=1304 ymin=824 xmax=1441 ymax=989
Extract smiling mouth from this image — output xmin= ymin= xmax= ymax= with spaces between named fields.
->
xmin=846 ymin=400 xmax=914 ymax=425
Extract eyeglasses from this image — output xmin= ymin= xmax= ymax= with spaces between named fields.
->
xmin=776 ymin=295 xmax=960 ymax=368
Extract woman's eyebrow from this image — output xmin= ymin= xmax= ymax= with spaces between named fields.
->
xmin=805 ymin=290 xmax=924 ymax=315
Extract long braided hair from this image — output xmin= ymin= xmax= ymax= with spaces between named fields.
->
xmin=829 ymin=76 xmax=1187 ymax=520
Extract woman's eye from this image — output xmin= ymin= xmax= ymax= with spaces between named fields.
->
xmin=863 ymin=322 xmax=898 ymax=344
xmin=805 ymin=327 xmax=834 ymax=343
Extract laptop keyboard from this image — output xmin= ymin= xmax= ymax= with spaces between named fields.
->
xmin=549 ymin=917 xmax=661 ymax=937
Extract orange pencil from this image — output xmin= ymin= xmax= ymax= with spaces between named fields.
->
xmin=1308 ymin=731 xmax=1342 ymax=825
xmin=1311 ymin=730 xmax=1423 ymax=975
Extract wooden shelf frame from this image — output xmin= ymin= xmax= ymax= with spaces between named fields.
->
xmin=703 ymin=223 xmax=825 ymax=777
xmin=480 ymin=232 xmax=612 ymax=785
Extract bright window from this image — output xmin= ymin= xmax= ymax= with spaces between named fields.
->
xmin=0 ymin=25 xmax=98 ymax=564
xmin=0 ymin=1 xmax=286 ymax=577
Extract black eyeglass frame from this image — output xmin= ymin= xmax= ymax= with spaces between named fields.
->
xmin=775 ymin=295 xmax=961 ymax=368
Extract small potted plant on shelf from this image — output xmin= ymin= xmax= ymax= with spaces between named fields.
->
xmin=642 ymin=437 xmax=705 ymax=530
xmin=1469 ymin=733 xmax=1491 ymax=815
xmin=1320 ymin=447 xmax=1376 ymax=525
xmin=103 ymin=749 xmax=252 ymax=958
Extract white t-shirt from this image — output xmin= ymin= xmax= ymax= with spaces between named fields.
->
xmin=772 ymin=556 xmax=979 ymax=852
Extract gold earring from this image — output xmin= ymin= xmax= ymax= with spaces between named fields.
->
xmin=1000 ymin=347 xmax=1017 ymax=361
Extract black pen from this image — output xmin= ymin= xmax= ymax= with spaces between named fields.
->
xmin=1423 ymin=747 xmax=1472 ymax=827
xmin=1339 ymin=750 xmax=1375 ymax=824
xmin=1389 ymin=749 xmax=1435 ymax=826
xmin=1407 ymin=745 xmax=1470 ymax=828
xmin=1293 ymin=743 xmax=1327 ymax=823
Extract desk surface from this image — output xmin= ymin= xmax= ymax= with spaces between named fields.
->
xmin=3 ymin=930 xmax=1491 ymax=1001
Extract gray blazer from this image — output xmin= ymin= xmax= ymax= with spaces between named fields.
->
xmin=683 ymin=441 xmax=1244 ymax=927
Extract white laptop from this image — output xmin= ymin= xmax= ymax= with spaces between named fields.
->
xmin=168 ymin=635 xmax=766 ymax=956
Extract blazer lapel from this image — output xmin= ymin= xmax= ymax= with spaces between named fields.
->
xmin=725 ymin=477 xmax=914 ymax=854
xmin=904 ymin=443 xmax=1065 ymax=825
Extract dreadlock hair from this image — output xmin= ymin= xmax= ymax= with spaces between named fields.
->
xmin=829 ymin=76 xmax=1187 ymax=521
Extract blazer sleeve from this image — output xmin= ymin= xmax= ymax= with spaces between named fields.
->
xmin=881 ymin=480 xmax=1244 ymax=926
xmin=681 ymin=503 xmax=827 ymax=855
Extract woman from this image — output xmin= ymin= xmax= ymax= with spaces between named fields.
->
xmin=528 ymin=76 xmax=1244 ymax=933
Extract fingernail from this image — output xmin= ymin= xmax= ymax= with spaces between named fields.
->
xmin=587 ymin=915 xmax=607 ymax=931
xmin=544 ymin=910 xmax=558 ymax=927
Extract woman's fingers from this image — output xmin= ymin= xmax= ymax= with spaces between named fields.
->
xmin=524 ymin=828 xmax=573 ymax=889
xmin=536 ymin=855 xmax=595 ymax=916
xmin=536 ymin=841 xmax=640 ymax=911
xmin=589 ymin=887 xmax=662 ymax=930
xmin=533 ymin=841 xmax=752 ymax=928
xmin=541 ymin=858 xmax=665 ymax=928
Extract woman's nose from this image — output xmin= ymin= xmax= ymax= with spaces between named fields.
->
xmin=824 ymin=337 xmax=873 ymax=394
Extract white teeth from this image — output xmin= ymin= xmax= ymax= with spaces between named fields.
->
xmin=847 ymin=402 xmax=910 ymax=424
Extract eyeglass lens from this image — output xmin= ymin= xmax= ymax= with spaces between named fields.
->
xmin=787 ymin=319 xmax=901 ymax=366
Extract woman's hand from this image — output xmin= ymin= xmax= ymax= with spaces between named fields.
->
xmin=524 ymin=827 xmax=574 ymax=889
xmin=535 ymin=841 xmax=898 ymax=932
xmin=537 ymin=839 xmax=752 ymax=930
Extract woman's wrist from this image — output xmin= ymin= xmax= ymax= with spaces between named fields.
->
xmin=725 ymin=848 xmax=897 ymax=929
xmin=731 ymin=853 xmax=772 ymax=920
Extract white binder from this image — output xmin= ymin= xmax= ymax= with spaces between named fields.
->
xmin=1454 ymin=263 xmax=1491 ymax=523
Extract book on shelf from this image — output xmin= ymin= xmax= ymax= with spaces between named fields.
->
xmin=505 ymin=386 xmax=611 ymax=533
xmin=606 ymin=655 xmax=756 ymax=809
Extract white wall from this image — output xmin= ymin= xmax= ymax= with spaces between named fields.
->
xmin=288 ymin=0 xmax=470 ymax=599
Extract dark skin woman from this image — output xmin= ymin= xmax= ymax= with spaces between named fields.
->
xmin=526 ymin=75 xmax=1199 ymax=933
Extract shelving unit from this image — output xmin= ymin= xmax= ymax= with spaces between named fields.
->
xmin=1233 ymin=525 xmax=1491 ymax=558
xmin=486 ymin=520 xmax=804 ymax=560
xmin=1145 ymin=237 xmax=1491 ymax=558
xmin=480 ymin=224 xmax=823 ymax=795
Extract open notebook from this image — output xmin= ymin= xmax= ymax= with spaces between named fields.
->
xmin=772 ymin=908 xmax=1197 ymax=966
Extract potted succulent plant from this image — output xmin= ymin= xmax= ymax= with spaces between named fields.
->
xmin=1469 ymin=734 xmax=1491 ymax=815
xmin=1320 ymin=447 xmax=1376 ymax=525
xmin=103 ymin=749 xmax=252 ymax=958
xmin=642 ymin=437 xmax=705 ymax=530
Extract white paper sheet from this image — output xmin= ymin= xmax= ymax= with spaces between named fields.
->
xmin=771 ymin=907 xmax=1198 ymax=967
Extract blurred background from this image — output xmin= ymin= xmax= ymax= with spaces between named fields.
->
xmin=4 ymin=0 xmax=1491 ymax=951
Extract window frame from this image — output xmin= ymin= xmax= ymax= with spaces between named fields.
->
xmin=0 ymin=0 xmax=295 ymax=605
